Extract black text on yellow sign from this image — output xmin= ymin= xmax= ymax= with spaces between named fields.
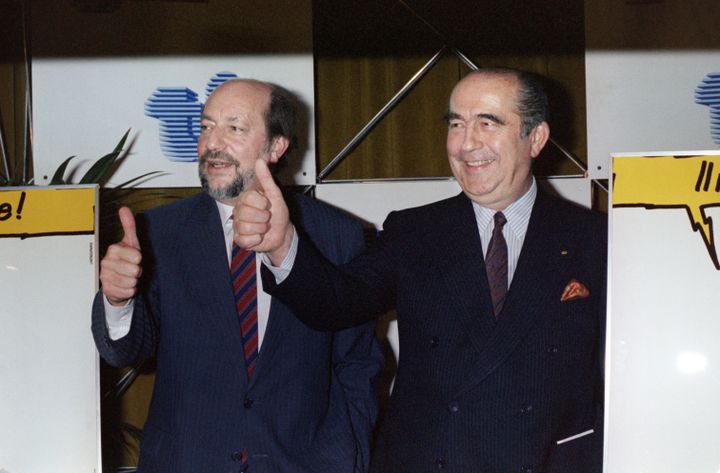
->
xmin=0 ymin=187 xmax=96 ymax=238
xmin=613 ymin=154 xmax=720 ymax=270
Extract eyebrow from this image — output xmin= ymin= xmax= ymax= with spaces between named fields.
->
xmin=443 ymin=111 xmax=461 ymax=123
xmin=200 ymin=114 xmax=245 ymax=125
xmin=443 ymin=111 xmax=506 ymax=126
xmin=476 ymin=113 xmax=505 ymax=125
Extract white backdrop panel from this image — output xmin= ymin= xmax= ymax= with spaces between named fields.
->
xmin=585 ymin=51 xmax=720 ymax=180
xmin=32 ymin=55 xmax=315 ymax=187
xmin=608 ymin=154 xmax=720 ymax=472
xmin=0 ymin=195 xmax=100 ymax=473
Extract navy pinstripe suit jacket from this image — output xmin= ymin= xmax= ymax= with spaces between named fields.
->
xmin=265 ymin=189 xmax=606 ymax=473
xmin=92 ymin=191 xmax=383 ymax=473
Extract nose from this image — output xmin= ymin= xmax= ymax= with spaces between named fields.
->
xmin=461 ymin=122 xmax=483 ymax=152
xmin=200 ymin=126 xmax=225 ymax=154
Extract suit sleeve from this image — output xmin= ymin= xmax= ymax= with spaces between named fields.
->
xmin=332 ymin=320 xmax=383 ymax=472
xmin=91 ymin=291 xmax=159 ymax=367
xmin=263 ymin=210 xmax=402 ymax=332
xmin=329 ymin=223 xmax=383 ymax=473
xmin=288 ymin=196 xmax=384 ymax=473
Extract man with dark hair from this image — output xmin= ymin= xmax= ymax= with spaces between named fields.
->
xmin=235 ymin=69 xmax=606 ymax=472
xmin=92 ymin=79 xmax=383 ymax=473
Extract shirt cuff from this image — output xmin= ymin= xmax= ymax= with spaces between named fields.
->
xmin=261 ymin=227 xmax=299 ymax=284
xmin=103 ymin=295 xmax=134 ymax=341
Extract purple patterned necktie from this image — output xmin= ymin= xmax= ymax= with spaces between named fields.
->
xmin=486 ymin=211 xmax=508 ymax=317
xmin=230 ymin=244 xmax=259 ymax=377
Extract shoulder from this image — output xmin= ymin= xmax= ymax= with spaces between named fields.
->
xmin=137 ymin=191 xmax=216 ymax=243
xmin=287 ymin=191 xmax=362 ymax=233
xmin=536 ymin=189 xmax=607 ymax=238
xmin=143 ymin=191 xmax=210 ymax=222
xmin=383 ymin=192 xmax=472 ymax=230
xmin=286 ymin=191 xmax=364 ymax=262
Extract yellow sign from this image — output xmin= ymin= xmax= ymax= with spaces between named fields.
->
xmin=613 ymin=154 xmax=720 ymax=269
xmin=0 ymin=186 xmax=96 ymax=237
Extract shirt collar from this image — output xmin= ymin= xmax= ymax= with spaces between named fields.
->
xmin=472 ymin=177 xmax=537 ymax=238
xmin=216 ymin=200 xmax=234 ymax=225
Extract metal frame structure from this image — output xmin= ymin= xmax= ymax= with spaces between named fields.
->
xmin=315 ymin=1 xmax=608 ymax=195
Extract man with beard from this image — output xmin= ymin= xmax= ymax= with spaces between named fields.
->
xmin=91 ymin=79 xmax=382 ymax=473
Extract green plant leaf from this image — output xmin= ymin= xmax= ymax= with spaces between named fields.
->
xmin=110 ymin=171 xmax=167 ymax=190
xmin=79 ymin=129 xmax=131 ymax=184
xmin=49 ymin=155 xmax=76 ymax=185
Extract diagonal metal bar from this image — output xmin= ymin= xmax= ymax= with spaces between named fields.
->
xmin=396 ymin=0 xmax=448 ymax=43
xmin=451 ymin=48 xmax=479 ymax=71
xmin=319 ymin=2 xmax=594 ymax=189
xmin=0 ymin=106 xmax=9 ymax=184
xmin=549 ymin=136 xmax=587 ymax=174
xmin=21 ymin=0 xmax=32 ymax=185
xmin=318 ymin=46 xmax=447 ymax=181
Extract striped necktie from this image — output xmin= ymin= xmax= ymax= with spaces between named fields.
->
xmin=230 ymin=244 xmax=258 ymax=377
xmin=486 ymin=211 xmax=508 ymax=317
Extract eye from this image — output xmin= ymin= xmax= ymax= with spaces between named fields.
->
xmin=448 ymin=121 xmax=464 ymax=129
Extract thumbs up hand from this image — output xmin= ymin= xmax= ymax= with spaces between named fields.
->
xmin=100 ymin=206 xmax=144 ymax=306
xmin=232 ymin=159 xmax=295 ymax=265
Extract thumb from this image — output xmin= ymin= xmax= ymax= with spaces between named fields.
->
xmin=118 ymin=206 xmax=140 ymax=249
xmin=254 ymin=158 xmax=282 ymax=200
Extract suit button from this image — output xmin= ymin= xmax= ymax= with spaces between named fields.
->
xmin=429 ymin=337 xmax=439 ymax=348
xmin=435 ymin=457 xmax=445 ymax=469
xmin=231 ymin=451 xmax=244 ymax=461
xmin=244 ymin=398 xmax=254 ymax=408
xmin=520 ymin=404 xmax=533 ymax=414
xmin=447 ymin=401 xmax=459 ymax=413
xmin=547 ymin=345 xmax=559 ymax=353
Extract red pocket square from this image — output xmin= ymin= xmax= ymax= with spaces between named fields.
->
xmin=561 ymin=279 xmax=590 ymax=302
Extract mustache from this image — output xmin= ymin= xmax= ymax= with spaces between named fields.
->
xmin=199 ymin=150 xmax=238 ymax=165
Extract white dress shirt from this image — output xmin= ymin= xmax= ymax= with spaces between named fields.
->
xmin=473 ymin=178 xmax=536 ymax=286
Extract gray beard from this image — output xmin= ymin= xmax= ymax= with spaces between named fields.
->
xmin=198 ymin=151 xmax=255 ymax=201
xmin=200 ymin=173 xmax=245 ymax=201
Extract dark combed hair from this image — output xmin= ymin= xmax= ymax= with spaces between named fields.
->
xmin=472 ymin=68 xmax=549 ymax=138
xmin=265 ymin=84 xmax=299 ymax=157
xmin=514 ymin=70 xmax=548 ymax=138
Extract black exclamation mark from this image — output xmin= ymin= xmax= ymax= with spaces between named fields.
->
xmin=16 ymin=191 xmax=26 ymax=220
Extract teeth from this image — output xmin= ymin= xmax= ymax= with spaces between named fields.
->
xmin=468 ymin=159 xmax=492 ymax=166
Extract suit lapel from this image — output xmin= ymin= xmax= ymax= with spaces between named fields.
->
xmin=423 ymin=194 xmax=497 ymax=348
xmin=245 ymin=194 xmax=302 ymax=383
xmin=250 ymin=298 xmax=288 ymax=382
xmin=178 ymin=193 xmax=249 ymax=381
xmin=456 ymin=189 xmax=568 ymax=395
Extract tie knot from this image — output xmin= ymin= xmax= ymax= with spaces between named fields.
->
xmin=493 ymin=211 xmax=507 ymax=228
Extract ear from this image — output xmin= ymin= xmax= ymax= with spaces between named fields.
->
xmin=267 ymin=136 xmax=290 ymax=164
xmin=528 ymin=121 xmax=550 ymax=159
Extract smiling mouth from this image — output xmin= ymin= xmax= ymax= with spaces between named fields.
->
xmin=206 ymin=160 xmax=237 ymax=170
xmin=208 ymin=161 xmax=233 ymax=169
xmin=466 ymin=159 xmax=494 ymax=167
